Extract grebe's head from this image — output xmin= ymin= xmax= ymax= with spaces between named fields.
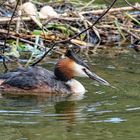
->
xmin=54 ymin=50 xmax=110 ymax=86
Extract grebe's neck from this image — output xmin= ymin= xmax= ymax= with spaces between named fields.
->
xmin=66 ymin=79 xmax=85 ymax=94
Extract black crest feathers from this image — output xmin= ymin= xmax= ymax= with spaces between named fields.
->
xmin=65 ymin=49 xmax=90 ymax=70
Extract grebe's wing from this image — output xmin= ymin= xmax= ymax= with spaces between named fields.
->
xmin=0 ymin=66 xmax=55 ymax=89
xmin=0 ymin=66 xmax=71 ymax=93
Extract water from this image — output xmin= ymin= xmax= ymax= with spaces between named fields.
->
xmin=0 ymin=50 xmax=140 ymax=140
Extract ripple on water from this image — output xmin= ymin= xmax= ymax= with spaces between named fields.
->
xmin=91 ymin=117 xmax=127 ymax=123
xmin=126 ymin=107 xmax=140 ymax=111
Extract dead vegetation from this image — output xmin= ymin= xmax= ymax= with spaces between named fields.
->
xmin=0 ymin=0 xmax=140 ymax=70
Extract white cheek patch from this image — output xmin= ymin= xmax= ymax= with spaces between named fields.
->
xmin=73 ymin=62 xmax=88 ymax=77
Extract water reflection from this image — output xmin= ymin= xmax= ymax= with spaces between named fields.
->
xmin=55 ymin=101 xmax=76 ymax=132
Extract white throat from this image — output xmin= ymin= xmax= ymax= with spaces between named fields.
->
xmin=66 ymin=79 xmax=85 ymax=94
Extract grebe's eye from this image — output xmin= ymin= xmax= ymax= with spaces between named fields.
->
xmin=82 ymin=68 xmax=87 ymax=73
xmin=82 ymin=68 xmax=91 ymax=76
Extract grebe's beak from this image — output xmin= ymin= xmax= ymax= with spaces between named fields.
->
xmin=83 ymin=68 xmax=110 ymax=86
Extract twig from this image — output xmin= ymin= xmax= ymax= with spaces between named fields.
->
xmin=124 ymin=0 xmax=140 ymax=11
xmin=122 ymin=28 xmax=140 ymax=40
xmin=2 ymin=0 xmax=20 ymax=72
xmin=80 ymin=6 xmax=139 ymax=15
xmin=25 ymin=35 xmax=40 ymax=67
xmin=96 ymin=24 xmax=140 ymax=33
xmin=114 ymin=19 xmax=126 ymax=40
xmin=125 ymin=12 xmax=140 ymax=26
xmin=31 ymin=43 xmax=56 ymax=66
xmin=79 ymin=0 xmax=95 ymax=11
xmin=0 ymin=16 xmax=80 ymax=23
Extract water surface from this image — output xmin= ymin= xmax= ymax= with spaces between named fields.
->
xmin=0 ymin=50 xmax=140 ymax=140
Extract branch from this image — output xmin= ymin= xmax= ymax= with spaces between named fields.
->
xmin=2 ymin=0 xmax=20 ymax=72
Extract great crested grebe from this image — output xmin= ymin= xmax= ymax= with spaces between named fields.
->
xmin=0 ymin=50 xmax=110 ymax=94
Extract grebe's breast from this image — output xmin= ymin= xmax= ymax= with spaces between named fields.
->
xmin=0 ymin=66 xmax=71 ymax=94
